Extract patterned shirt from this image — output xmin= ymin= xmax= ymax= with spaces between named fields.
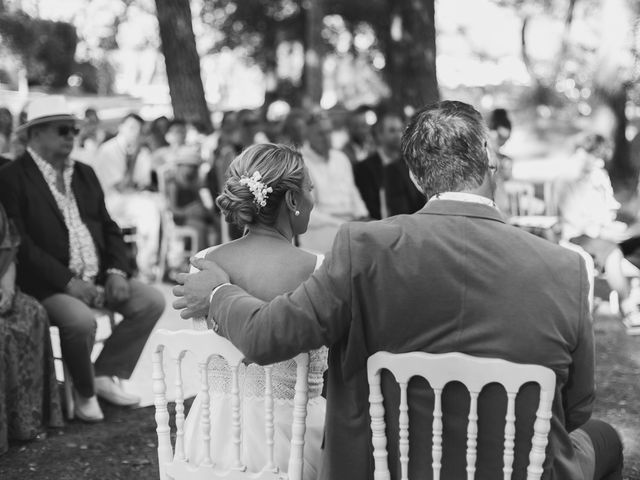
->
xmin=29 ymin=148 xmax=100 ymax=281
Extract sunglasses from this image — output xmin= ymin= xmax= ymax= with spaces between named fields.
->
xmin=57 ymin=125 xmax=80 ymax=137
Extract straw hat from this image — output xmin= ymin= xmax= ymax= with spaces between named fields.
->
xmin=16 ymin=95 xmax=77 ymax=132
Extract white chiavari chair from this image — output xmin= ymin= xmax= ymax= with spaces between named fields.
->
xmin=150 ymin=329 xmax=310 ymax=480
xmin=50 ymin=308 xmax=120 ymax=419
xmin=367 ymin=351 xmax=556 ymax=480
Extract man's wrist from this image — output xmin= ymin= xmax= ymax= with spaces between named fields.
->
xmin=106 ymin=268 xmax=128 ymax=279
xmin=209 ymin=283 xmax=232 ymax=333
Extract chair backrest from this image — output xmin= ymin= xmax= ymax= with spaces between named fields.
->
xmin=559 ymin=240 xmax=596 ymax=312
xmin=367 ymin=351 xmax=556 ymax=480
xmin=503 ymin=181 xmax=537 ymax=217
xmin=151 ymin=329 xmax=310 ymax=480
xmin=541 ymin=180 xmax=560 ymax=216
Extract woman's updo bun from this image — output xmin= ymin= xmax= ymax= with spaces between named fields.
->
xmin=216 ymin=143 xmax=305 ymax=229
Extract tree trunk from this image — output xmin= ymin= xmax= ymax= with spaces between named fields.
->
xmin=154 ymin=0 xmax=212 ymax=133
xmin=593 ymin=0 xmax=634 ymax=188
xmin=302 ymin=0 xmax=324 ymax=106
xmin=602 ymin=87 xmax=633 ymax=188
xmin=385 ymin=0 xmax=438 ymax=112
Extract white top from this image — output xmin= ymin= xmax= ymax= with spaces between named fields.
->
xmin=301 ymin=143 xmax=369 ymax=227
xmin=93 ymin=136 xmax=152 ymax=192
xmin=560 ymin=164 xmax=620 ymax=239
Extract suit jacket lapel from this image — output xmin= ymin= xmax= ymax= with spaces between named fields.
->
xmin=21 ymin=153 xmax=65 ymax=225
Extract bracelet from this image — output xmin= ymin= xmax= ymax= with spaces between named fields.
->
xmin=106 ymin=268 xmax=128 ymax=279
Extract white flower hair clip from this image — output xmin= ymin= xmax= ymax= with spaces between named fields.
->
xmin=239 ymin=171 xmax=273 ymax=208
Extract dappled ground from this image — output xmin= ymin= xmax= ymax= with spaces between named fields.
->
xmin=0 ymin=309 xmax=638 ymax=480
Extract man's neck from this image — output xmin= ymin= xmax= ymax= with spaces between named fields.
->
xmin=305 ymin=143 xmax=329 ymax=162
xmin=29 ymin=145 xmax=66 ymax=171
xmin=378 ymin=146 xmax=399 ymax=166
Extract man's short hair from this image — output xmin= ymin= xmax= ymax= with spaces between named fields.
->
xmin=167 ymin=118 xmax=187 ymax=130
xmin=401 ymin=100 xmax=489 ymax=198
xmin=488 ymin=108 xmax=511 ymax=131
xmin=122 ymin=112 xmax=144 ymax=125
xmin=374 ymin=110 xmax=403 ymax=132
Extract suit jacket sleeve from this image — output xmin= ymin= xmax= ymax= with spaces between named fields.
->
xmin=85 ymin=166 xmax=132 ymax=276
xmin=210 ymin=224 xmax=355 ymax=364
xmin=563 ymin=254 xmax=595 ymax=432
xmin=0 ymin=170 xmax=74 ymax=292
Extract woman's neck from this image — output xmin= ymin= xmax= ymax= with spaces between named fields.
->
xmin=246 ymin=224 xmax=293 ymax=244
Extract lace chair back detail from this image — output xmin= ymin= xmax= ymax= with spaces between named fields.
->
xmin=151 ymin=329 xmax=310 ymax=480
xmin=366 ymin=351 xmax=556 ymax=480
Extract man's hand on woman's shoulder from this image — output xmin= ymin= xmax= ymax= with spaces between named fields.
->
xmin=172 ymin=257 xmax=230 ymax=319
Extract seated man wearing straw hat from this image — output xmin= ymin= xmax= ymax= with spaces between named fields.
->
xmin=0 ymin=95 xmax=165 ymax=422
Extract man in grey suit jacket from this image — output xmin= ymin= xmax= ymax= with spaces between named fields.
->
xmin=174 ymin=101 xmax=623 ymax=479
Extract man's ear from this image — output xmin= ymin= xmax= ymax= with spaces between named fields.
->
xmin=408 ymin=170 xmax=424 ymax=194
xmin=284 ymin=190 xmax=297 ymax=212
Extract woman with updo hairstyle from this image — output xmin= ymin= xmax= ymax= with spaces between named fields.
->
xmin=216 ymin=142 xmax=311 ymax=232
xmin=183 ymin=143 xmax=326 ymax=479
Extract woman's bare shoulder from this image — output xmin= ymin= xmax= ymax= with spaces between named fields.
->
xmin=203 ymin=241 xmax=241 ymax=265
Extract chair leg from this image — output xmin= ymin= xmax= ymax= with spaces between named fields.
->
xmin=610 ymin=290 xmax=620 ymax=316
xmin=62 ymin=362 xmax=75 ymax=420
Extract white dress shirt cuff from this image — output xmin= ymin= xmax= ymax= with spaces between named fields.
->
xmin=209 ymin=283 xmax=232 ymax=333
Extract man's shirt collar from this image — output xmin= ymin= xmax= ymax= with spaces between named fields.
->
xmin=428 ymin=191 xmax=498 ymax=210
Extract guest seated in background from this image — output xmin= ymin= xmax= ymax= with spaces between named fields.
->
xmin=299 ymin=111 xmax=369 ymax=252
xmin=182 ymin=143 xmax=326 ymax=478
xmin=559 ymin=133 xmax=640 ymax=333
xmin=354 ymin=111 xmax=424 ymax=219
xmin=342 ymin=105 xmax=375 ymax=165
xmin=207 ymin=112 xmax=246 ymax=242
xmin=176 ymin=101 xmax=623 ymax=480
xmin=0 ymin=203 xmax=63 ymax=455
xmin=0 ymin=95 xmax=165 ymax=423
xmin=0 ymin=107 xmax=14 ymax=157
xmin=93 ymin=113 xmax=161 ymax=280
xmin=93 ymin=113 xmax=151 ymax=191
xmin=152 ymin=118 xmax=188 ymax=175
xmin=237 ymin=109 xmax=269 ymax=146
xmin=73 ymin=107 xmax=106 ymax=165
xmin=489 ymin=108 xmax=516 ymax=213
xmin=165 ymin=146 xmax=212 ymax=255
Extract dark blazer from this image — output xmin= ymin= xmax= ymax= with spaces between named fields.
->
xmin=0 ymin=156 xmax=11 ymax=168
xmin=353 ymin=152 xmax=425 ymax=219
xmin=211 ymin=200 xmax=593 ymax=480
xmin=0 ymin=151 xmax=131 ymax=300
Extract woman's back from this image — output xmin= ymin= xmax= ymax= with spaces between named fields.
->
xmin=205 ymin=234 xmax=325 ymax=398
xmin=184 ymin=143 xmax=326 ymax=477
xmin=207 ymin=235 xmax=318 ymax=301
xmin=185 ymin=237 xmax=327 ymax=477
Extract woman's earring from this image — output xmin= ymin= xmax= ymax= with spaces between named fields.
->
xmin=294 ymin=210 xmax=300 ymax=216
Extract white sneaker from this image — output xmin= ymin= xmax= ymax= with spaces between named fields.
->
xmin=94 ymin=376 xmax=140 ymax=407
xmin=73 ymin=392 xmax=104 ymax=422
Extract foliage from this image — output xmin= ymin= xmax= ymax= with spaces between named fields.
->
xmin=0 ymin=11 xmax=77 ymax=88
xmin=198 ymin=0 xmax=434 ymax=108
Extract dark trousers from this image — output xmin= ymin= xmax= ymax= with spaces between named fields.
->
xmin=42 ymin=279 xmax=165 ymax=397
xmin=575 ymin=419 xmax=624 ymax=480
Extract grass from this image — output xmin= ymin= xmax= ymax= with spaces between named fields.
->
xmin=0 ymin=308 xmax=638 ymax=480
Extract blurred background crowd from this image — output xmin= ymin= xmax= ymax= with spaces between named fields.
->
xmin=2 ymin=0 xmax=640 ymax=476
